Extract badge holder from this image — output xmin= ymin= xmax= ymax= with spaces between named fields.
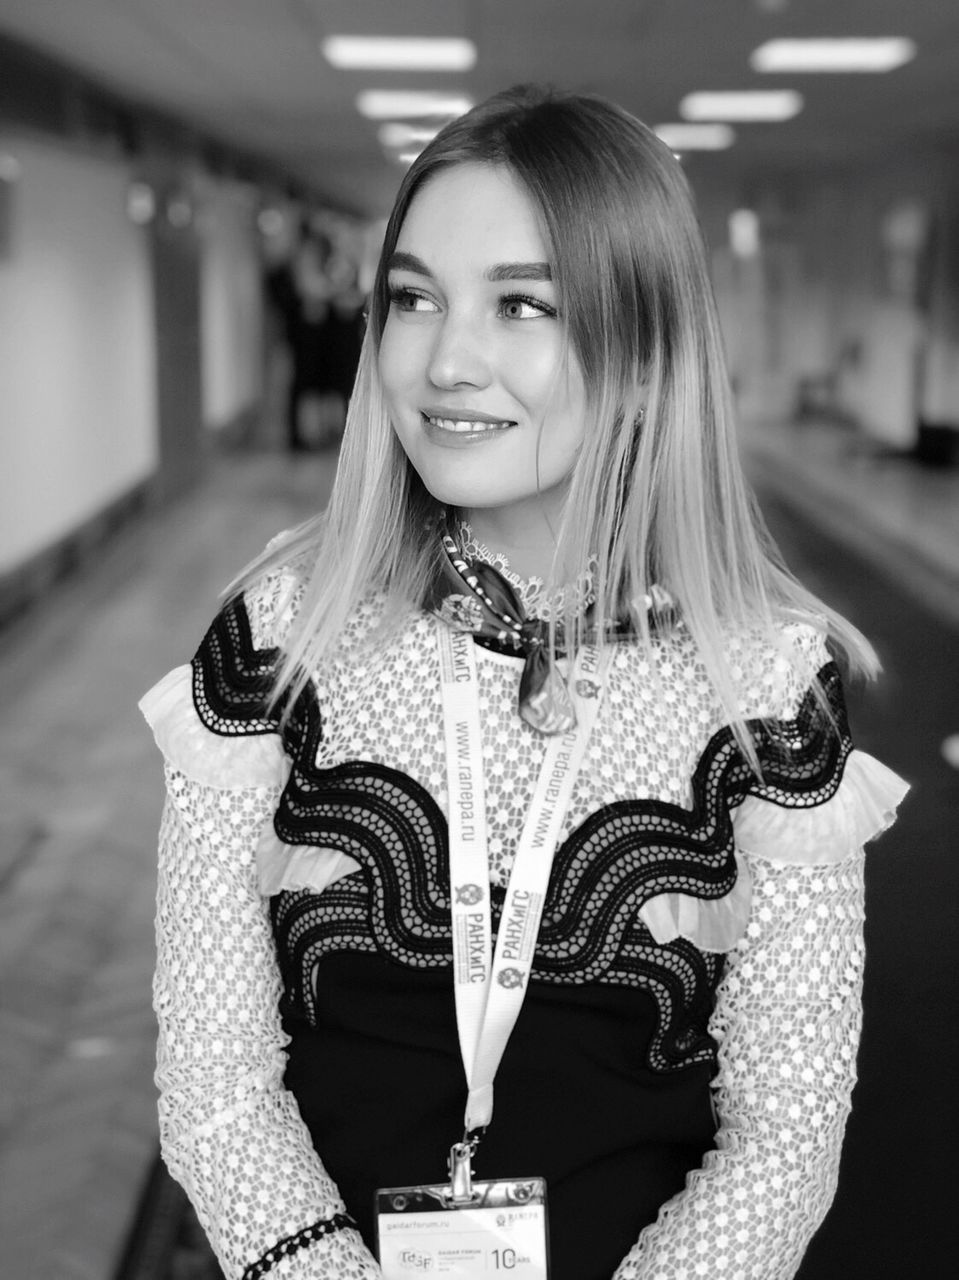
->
xmin=375 ymin=1138 xmax=550 ymax=1278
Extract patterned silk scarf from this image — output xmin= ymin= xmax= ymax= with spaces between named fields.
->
xmin=432 ymin=532 xmax=675 ymax=735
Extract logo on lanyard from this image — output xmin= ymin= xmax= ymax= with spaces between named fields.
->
xmin=438 ymin=622 xmax=610 ymax=1137
xmin=454 ymin=883 xmax=485 ymax=906
xmin=496 ymin=967 xmax=525 ymax=989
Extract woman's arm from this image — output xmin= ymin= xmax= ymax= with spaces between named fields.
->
xmin=614 ymin=847 xmax=866 ymax=1280
xmin=154 ymin=765 xmax=381 ymax=1280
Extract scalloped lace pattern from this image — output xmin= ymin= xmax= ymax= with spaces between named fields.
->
xmin=613 ymin=850 xmax=866 ymax=1280
xmin=195 ymin=570 xmax=834 ymax=895
xmin=155 ymin=770 xmax=869 ymax=1279
xmin=307 ymin=604 xmax=825 ymax=890
xmin=180 ymin=585 xmax=858 ymax=1086
xmin=150 ymin=567 xmax=902 ymax=1277
xmin=155 ymin=769 xmax=381 ymax=1279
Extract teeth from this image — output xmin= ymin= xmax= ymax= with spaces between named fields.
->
xmin=426 ymin=415 xmax=513 ymax=433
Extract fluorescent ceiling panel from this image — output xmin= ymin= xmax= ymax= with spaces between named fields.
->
xmin=680 ymin=91 xmax=803 ymax=121
xmin=357 ymin=91 xmax=473 ymax=119
xmin=322 ymin=36 xmax=476 ymax=71
xmin=751 ymin=37 xmax=917 ymax=73
xmin=654 ymin=123 xmax=735 ymax=150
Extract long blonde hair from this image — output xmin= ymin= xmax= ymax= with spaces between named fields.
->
xmin=238 ymin=85 xmax=877 ymax=758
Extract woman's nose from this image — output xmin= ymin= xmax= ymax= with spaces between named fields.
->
xmin=426 ymin=311 xmax=491 ymax=389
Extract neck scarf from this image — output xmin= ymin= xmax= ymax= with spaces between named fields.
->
xmin=435 ymin=532 xmax=575 ymax=734
xmin=431 ymin=532 xmax=675 ymax=736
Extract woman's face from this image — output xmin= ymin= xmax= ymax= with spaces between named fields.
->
xmin=378 ymin=163 xmax=587 ymax=521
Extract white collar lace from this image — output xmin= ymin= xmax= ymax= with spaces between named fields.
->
xmin=456 ymin=522 xmax=598 ymax=621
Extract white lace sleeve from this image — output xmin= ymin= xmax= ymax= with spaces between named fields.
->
xmin=154 ymin=766 xmax=382 ymax=1280
xmin=613 ymin=849 xmax=866 ymax=1280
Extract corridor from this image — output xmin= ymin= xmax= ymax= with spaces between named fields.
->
xmin=1 ymin=4 xmax=958 ymax=1275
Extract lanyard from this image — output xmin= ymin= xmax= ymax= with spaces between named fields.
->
xmin=437 ymin=623 xmax=610 ymax=1138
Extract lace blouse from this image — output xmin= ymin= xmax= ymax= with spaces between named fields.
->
xmin=141 ymin=560 xmax=907 ymax=1280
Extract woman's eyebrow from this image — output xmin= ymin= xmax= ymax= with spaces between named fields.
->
xmin=487 ymin=262 xmax=552 ymax=282
xmin=386 ymin=252 xmax=552 ymax=283
xmin=387 ymin=250 xmax=433 ymax=276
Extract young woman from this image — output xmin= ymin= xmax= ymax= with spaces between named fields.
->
xmin=141 ymin=86 xmax=907 ymax=1280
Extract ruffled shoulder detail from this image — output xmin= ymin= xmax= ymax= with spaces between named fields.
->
xmin=632 ymin=654 xmax=905 ymax=952
xmin=732 ymin=748 xmax=908 ymax=866
xmin=628 ymin=657 xmax=851 ymax=954
xmin=255 ymin=828 xmax=361 ymax=896
xmin=635 ymin=746 xmax=907 ymax=951
xmin=139 ymin=664 xmax=289 ymax=791
xmin=140 ymin=665 xmax=357 ymax=894
xmin=638 ymin=853 xmax=752 ymax=953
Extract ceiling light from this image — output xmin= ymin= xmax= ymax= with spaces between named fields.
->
xmin=378 ymin=122 xmax=441 ymax=149
xmin=751 ymin=37 xmax=917 ymax=73
xmin=357 ymin=90 xmax=473 ymax=120
xmin=322 ymin=36 xmax=476 ymax=71
xmin=397 ymin=151 xmax=423 ymax=166
xmin=654 ymin=123 xmax=736 ymax=150
xmin=680 ymin=90 xmax=803 ymax=122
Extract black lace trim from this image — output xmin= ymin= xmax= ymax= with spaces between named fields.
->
xmin=272 ymin=881 xmax=725 ymax=1073
xmin=241 ymin=1213 xmax=357 ymax=1279
xmin=732 ymin=662 xmax=851 ymax=810
xmin=195 ymin=593 xmax=853 ymax=1075
xmin=612 ymin=921 xmax=726 ymax=1071
xmin=191 ymin=594 xmax=317 ymax=756
xmin=268 ymin=662 xmax=849 ymax=966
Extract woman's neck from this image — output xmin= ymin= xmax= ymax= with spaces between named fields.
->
xmin=462 ymin=506 xmax=563 ymax=584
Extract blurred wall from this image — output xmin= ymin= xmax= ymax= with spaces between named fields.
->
xmin=701 ymin=145 xmax=959 ymax=447
xmin=921 ymin=198 xmax=959 ymax=425
xmin=0 ymin=132 xmax=157 ymax=573
xmin=198 ymin=177 xmax=264 ymax=433
xmin=0 ymin=35 xmax=376 ymax=608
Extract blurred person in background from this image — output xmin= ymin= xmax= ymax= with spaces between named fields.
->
xmin=141 ymin=86 xmax=907 ymax=1280
xmin=267 ymin=221 xmax=364 ymax=451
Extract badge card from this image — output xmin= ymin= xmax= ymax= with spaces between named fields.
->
xmin=376 ymin=1176 xmax=549 ymax=1278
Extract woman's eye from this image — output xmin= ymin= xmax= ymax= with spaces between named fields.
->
xmin=500 ymin=294 xmax=556 ymax=320
xmin=388 ymin=286 xmax=439 ymax=314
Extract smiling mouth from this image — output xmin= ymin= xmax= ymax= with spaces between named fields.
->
xmin=422 ymin=412 xmax=516 ymax=435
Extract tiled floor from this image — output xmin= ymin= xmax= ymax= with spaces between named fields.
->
xmin=0 ymin=425 xmax=955 ymax=1280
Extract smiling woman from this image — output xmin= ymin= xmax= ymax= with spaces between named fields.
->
xmin=140 ymin=85 xmax=907 ymax=1280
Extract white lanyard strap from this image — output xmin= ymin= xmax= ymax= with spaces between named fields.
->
xmin=438 ymin=623 xmax=610 ymax=1135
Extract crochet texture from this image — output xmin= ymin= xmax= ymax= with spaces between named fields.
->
xmin=146 ymin=568 xmax=904 ymax=1279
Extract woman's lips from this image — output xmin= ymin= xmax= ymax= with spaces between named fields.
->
xmin=420 ymin=411 xmax=517 ymax=444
